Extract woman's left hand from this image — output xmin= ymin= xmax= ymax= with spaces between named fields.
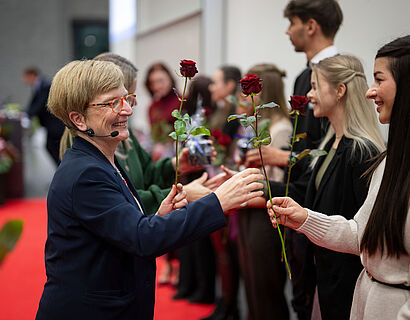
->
xmin=156 ymin=184 xmax=188 ymax=216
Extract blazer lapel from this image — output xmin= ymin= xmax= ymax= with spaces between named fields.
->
xmin=115 ymin=158 xmax=146 ymax=214
xmin=313 ymin=136 xmax=345 ymax=208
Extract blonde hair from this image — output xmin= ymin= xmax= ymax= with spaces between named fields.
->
xmin=48 ymin=60 xmax=124 ymax=128
xmin=247 ymin=63 xmax=289 ymax=124
xmin=311 ymin=55 xmax=385 ymax=166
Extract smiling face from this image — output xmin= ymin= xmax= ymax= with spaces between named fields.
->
xmin=366 ymin=57 xmax=397 ymax=124
xmin=307 ymin=70 xmax=339 ymax=118
xmin=286 ymin=16 xmax=308 ymax=52
xmin=85 ymin=84 xmax=133 ymax=142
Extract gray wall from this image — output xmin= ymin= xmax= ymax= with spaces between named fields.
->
xmin=0 ymin=0 xmax=108 ymax=110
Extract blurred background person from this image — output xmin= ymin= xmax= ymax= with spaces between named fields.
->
xmin=209 ymin=65 xmax=242 ymax=143
xmin=236 ymin=63 xmax=292 ymax=320
xmin=23 ymin=66 xmax=65 ymax=165
xmin=201 ymin=65 xmax=242 ymax=320
xmin=172 ymin=75 xmax=218 ymax=304
xmin=242 ymin=2 xmax=344 ymax=319
xmin=145 ymin=62 xmax=180 ymax=161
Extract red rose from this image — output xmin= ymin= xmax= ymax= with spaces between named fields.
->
xmin=180 ymin=59 xmax=198 ymax=78
xmin=217 ymin=134 xmax=231 ymax=147
xmin=289 ymin=95 xmax=309 ymax=115
xmin=203 ymin=107 xmax=212 ymax=116
xmin=211 ymin=129 xmax=222 ymax=139
xmin=240 ymin=73 xmax=262 ymax=96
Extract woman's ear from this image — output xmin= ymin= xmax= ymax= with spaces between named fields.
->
xmin=337 ymin=83 xmax=347 ymax=101
xmin=69 ymin=111 xmax=87 ymax=131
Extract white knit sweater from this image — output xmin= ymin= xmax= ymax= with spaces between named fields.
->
xmin=297 ymin=158 xmax=410 ymax=319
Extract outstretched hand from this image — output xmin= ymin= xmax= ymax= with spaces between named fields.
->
xmin=267 ymin=197 xmax=308 ymax=229
xmin=204 ymin=165 xmax=237 ymax=191
xmin=156 ymin=183 xmax=188 ymax=216
xmin=184 ymin=172 xmax=212 ymax=202
xmin=214 ymin=168 xmax=264 ymax=212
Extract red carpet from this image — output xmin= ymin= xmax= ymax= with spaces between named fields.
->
xmin=0 ymin=199 xmax=214 ymax=320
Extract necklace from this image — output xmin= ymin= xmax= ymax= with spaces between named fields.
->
xmin=115 ymin=167 xmax=145 ymax=214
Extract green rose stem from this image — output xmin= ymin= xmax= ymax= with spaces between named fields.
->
xmin=285 ymin=112 xmax=299 ymax=197
xmin=174 ymin=76 xmax=189 ymax=186
xmin=251 ymin=95 xmax=292 ymax=280
xmin=280 ymin=110 xmax=300 ymax=264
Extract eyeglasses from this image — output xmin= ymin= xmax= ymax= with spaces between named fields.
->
xmin=87 ymin=94 xmax=137 ymax=113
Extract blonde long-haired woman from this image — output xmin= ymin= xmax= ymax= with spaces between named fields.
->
xmin=267 ymin=54 xmax=385 ymax=320
xmin=269 ymin=35 xmax=410 ymax=320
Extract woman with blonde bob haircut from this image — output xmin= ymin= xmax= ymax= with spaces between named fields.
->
xmin=35 ymin=59 xmax=264 ymax=320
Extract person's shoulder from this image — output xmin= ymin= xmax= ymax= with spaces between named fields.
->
xmin=39 ymin=77 xmax=51 ymax=88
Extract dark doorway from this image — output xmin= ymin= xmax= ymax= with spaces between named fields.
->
xmin=72 ymin=20 xmax=109 ymax=60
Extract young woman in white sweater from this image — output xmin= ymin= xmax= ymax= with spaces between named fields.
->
xmin=268 ymin=35 xmax=410 ymax=319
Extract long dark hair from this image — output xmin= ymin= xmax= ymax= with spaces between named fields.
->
xmin=184 ymin=75 xmax=216 ymax=116
xmin=360 ymin=35 xmax=410 ymax=258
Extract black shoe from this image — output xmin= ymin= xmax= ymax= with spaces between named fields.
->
xmin=172 ymin=290 xmax=192 ymax=300
xmin=200 ymin=300 xmax=239 ymax=320
xmin=188 ymin=289 xmax=215 ymax=304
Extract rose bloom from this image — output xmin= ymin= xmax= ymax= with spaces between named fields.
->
xmin=217 ymin=134 xmax=231 ymax=147
xmin=211 ymin=129 xmax=222 ymax=139
xmin=180 ymin=60 xmax=198 ymax=78
xmin=240 ymin=73 xmax=262 ymax=96
xmin=289 ymin=95 xmax=309 ymax=115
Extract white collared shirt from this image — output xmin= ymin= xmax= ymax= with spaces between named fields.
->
xmin=309 ymin=45 xmax=338 ymax=67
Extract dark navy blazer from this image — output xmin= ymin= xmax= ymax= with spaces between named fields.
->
xmin=36 ymin=137 xmax=226 ymax=320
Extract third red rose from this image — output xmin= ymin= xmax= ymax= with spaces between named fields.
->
xmin=240 ymin=73 xmax=262 ymax=96
xmin=289 ymin=95 xmax=309 ymax=115
xmin=180 ymin=60 xmax=198 ymax=78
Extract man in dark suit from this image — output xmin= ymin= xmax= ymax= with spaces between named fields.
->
xmin=244 ymin=1 xmax=344 ymax=319
xmin=283 ymin=1 xmax=343 ymax=319
xmin=23 ymin=67 xmax=65 ymax=164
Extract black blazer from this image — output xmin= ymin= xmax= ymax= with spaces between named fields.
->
xmin=35 ymin=137 xmax=226 ymax=320
xmin=270 ymin=136 xmax=378 ymax=320
xmin=305 ymin=137 xmax=376 ymax=320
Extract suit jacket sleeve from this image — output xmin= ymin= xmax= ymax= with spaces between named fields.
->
xmin=27 ymin=81 xmax=50 ymax=118
xmin=72 ymin=165 xmax=225 ymax=258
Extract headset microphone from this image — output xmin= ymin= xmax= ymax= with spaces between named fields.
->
xmin=80 ymin=128 xmax=119 ymax=138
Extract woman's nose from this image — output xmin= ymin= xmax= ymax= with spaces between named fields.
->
xmin=365 ymin=86 xmax=377 ymax=100
xmin=120 ymin=100 xmax=134 ymax=116
xmin=306 ymin=89 xmax=313 ymax=99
